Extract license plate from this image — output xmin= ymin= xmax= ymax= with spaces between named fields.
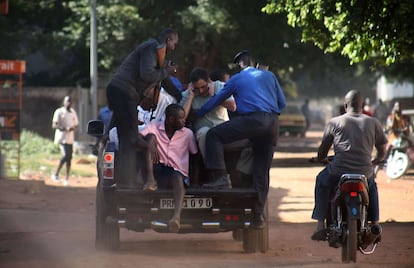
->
xmin=160 ymin=197 xmax=212 ymax=209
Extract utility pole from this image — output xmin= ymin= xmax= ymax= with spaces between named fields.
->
xmin=90 ymin=0 xmax=98 ymax=120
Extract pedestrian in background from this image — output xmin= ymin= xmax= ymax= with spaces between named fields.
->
xmin=373 ymin=98 xmax=388 ymax=128
xmin=97 ymin=105 xmax=113 ymax=134
xmin=210 ymin=68 xmax=230 ymax=83
xmin=301 ymin=99 xmax=311 ymax=135
xmin=52 ymin=96 xmax=79 ymax=186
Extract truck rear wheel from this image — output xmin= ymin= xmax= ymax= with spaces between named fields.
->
xmin=232 ymin=229 xmax=243 ymax=241
xmin=243 ymin=228 xmax=258 ymax=253
xmin=95 ymin=184 xmax=120 ymax=250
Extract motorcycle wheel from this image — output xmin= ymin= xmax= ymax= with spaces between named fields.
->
xmin=386 ymin=151 xmax=409 ymax=180
xmin=341 ymin=218 xmax=357 ymax=263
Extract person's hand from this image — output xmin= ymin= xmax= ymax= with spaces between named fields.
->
xmin=371 ymin=158 xmax=379 ymax=165
xmin=187 ymin=83 xmax=195 ymax=99
xmin=371 ymin=158 xmax=386 ymax=166
xmin=309 ymin=156 xmax=329 ymax=164
xmin=207 ymin=81 xmax=214 ymax=96
xmin=319 ymin=157 xmax=330 ymax=164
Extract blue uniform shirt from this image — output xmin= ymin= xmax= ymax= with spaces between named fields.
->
xmin=197 ymin=67 xmax=286 ymax=117
xmin=97 ymin=106 xmax=113 ymax=133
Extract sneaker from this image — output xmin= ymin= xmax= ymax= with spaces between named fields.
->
xmin=202 ymin=175 xmax=232 ymax=189
xmin=51 ymin=174 xmax=60 ymax=182
xmin=251 ymin=214 xmax=266 ymax=229
xmin=62 ymin=180 xmax=69 ymax=186
xmin=311 ymin=229 xmax=328 ymax=241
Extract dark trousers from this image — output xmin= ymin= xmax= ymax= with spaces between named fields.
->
xmin=312 ymin=167 xmax=380 ymax=222
xmin=59 ymin=143 xmax=73 ymax=165
xmin=106 ymin=84 xmax=143 ymax=187
xmin=204 ymin=112 xmax=279 ymax=216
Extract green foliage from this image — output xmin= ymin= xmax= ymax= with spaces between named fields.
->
xmin=263 ymin=0 xmax=414 ymax=68
xmin=20 ymin=130 xmax=60 ymax=156
xmin=1 ymin=0 xmax=385 ymax=97
xmin=13 ymin=130 xmax=96 ymax=177
xmin=0 ymin=130 xmax=59 ymax=178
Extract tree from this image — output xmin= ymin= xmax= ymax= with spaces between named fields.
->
xmin=262 ymin=0 xmax=414 ymax=69
xmin=1 ymin=0 xmax=379 ymax=98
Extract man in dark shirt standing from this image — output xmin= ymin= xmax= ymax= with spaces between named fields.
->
xmin=197 ymin=51 xmax=287 ymax=229
xmin=106 ymin=28 xmax=180 ymax=189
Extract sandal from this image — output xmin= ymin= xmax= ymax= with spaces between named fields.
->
xmin=143 ymin=182 xmax=158 ymax=192
xmin=168 ymin=218 xmax=180 ymax=233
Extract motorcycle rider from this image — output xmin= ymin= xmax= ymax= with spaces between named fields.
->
xmin=386 ymin=102 xmax=411 ymax=152
xmin=311 ymin=90 xmax=388 ymax=240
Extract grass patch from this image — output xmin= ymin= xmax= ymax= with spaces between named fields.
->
xmin=1 ymin=130 xmax=96 ymax=178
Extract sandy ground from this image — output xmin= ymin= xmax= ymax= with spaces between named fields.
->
xmin=0 ymin=130 xmax=413 ymax=268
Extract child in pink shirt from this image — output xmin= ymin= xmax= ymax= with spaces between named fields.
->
xmin=140 ymin=104 xmax=198 ymax=232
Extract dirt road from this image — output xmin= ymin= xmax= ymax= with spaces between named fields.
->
xmin=1 ymin=131 xmax=413 ymax=268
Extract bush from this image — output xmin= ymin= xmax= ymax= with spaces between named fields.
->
xmin=20 ymin=129 xmax=60 ymax=156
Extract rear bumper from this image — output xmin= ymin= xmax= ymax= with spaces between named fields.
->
xmin=101 ymin=187 xmax=258 ymax=233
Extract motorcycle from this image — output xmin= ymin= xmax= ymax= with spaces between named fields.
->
xmin=310 ymin=157 xmax=383 ymax=263
xmin=386 ymin=131 xmax=414 ymax=180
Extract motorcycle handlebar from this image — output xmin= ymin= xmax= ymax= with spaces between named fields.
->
xmin=309 ymin=156 xmax=386 ymax=168
xmin=308 ymin=156 xmax=333 ymax=164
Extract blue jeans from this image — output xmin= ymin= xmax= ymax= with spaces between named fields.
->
xmin=312 ymin=167 xmax=379 ymax=222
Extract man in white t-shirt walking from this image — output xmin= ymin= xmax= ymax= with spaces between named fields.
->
xmin=52 ymin=96 xmax=79 ymax=186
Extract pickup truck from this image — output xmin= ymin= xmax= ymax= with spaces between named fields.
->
xmin=87 ymin=120 xmax=269 ymax=253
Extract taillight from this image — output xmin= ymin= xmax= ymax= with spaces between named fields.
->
xmin=103 ymin=168 xmax=113 ymax=178
xmin=224 ymin=215 xmax=240 ymax=221
xmin=104 ymin=153 xmax=113 ymax=162
xmin=341 ymin=182 xmax=365 ymax=193
xmin=102 ymin=152 xmax=114 ymax=180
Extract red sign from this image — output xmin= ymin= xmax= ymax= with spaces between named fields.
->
xmin=0 ymin=0 xmax=8 ymax=15
xmin=0 ymin=109 xmax=20 ymax=141
xmin=0 ymin=60 xmax=26 ymax=74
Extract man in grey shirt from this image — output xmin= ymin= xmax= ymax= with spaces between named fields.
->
xmin=106 ymin=28 xmax=180 ymax=190
xmin=311 ymin=90 xmax=387 ymax=239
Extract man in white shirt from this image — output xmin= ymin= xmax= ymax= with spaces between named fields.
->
xmin=51 ymin=96 xmax=79 ymax=186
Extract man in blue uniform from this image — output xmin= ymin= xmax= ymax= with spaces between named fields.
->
xmin=196 ymin=50 xmax=286 ymax=228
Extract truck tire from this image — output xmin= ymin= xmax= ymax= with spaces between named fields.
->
xmin=232 ymin=229 xmax=243 ymax=241
xmin=243 ymin=228 xmax=258 ymax=253
xmin=95 ymin=184 xmax=120 ymax=250
xmin=258 ymin=202 xmax=269 ymax=253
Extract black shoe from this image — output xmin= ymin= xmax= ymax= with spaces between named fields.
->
xmin=311 ymin=229 xmax=328 ymax=241
xmin=251 ymin=214 xmax=266 ymax=229
xmin=202 ymin=175 xmax=232 ymax=189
